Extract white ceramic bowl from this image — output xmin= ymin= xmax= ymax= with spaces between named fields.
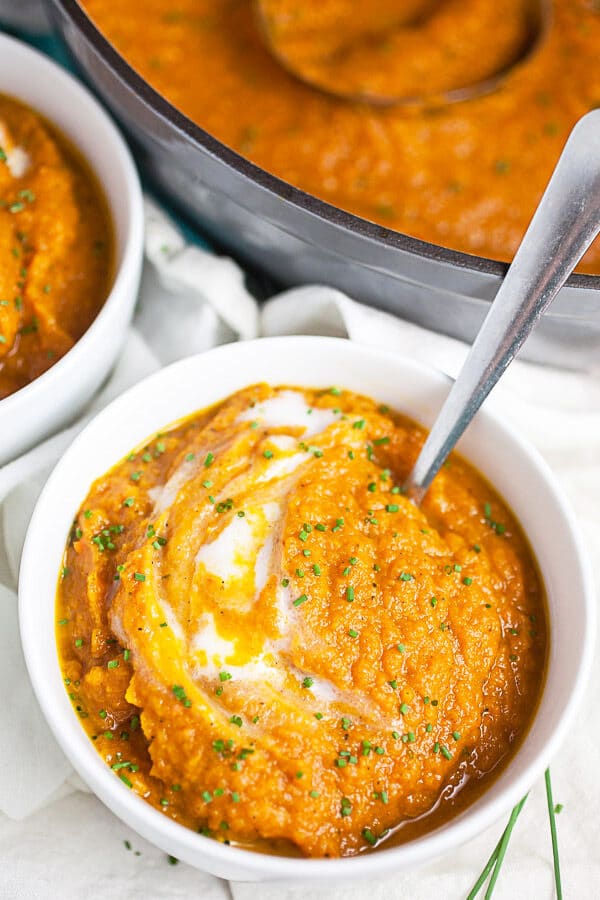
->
xmin=19 ymin=337 xmax=595 ymax=883
xmin=0 ymin=34 xmax=144 ymax=465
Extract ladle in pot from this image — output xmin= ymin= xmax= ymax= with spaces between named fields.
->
xmin=255 ymin=0 xmax=549 ymax=107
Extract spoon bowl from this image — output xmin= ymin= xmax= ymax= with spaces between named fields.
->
xmin=255 ymin=0 xmax=550 ymax=107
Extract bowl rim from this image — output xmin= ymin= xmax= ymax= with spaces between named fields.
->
xmin=50 ymin=0 xmax=599 ymax=294
xmin=0 ymin=31 xmax=144 ymax=417
xmin=18 ymin=336 xmax=596 ymax=880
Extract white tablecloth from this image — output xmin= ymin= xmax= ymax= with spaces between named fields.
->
xmin=1 ymin=200 xmax=598 ymax=899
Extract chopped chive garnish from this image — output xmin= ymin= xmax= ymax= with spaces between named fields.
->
xmin=172 ymin=685 xmax=191 ymax=708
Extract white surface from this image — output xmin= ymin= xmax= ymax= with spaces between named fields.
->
xmin=0 ymin=34 xmax=144 ymax=463
xmin=1 ymin=201 xmax=599 ymax=896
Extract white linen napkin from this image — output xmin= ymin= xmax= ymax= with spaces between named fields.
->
xmin=0 ymin=199 xmax=598 ymax=899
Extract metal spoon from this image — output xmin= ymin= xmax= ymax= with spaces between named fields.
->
xmin=255 ymin=0 xmax=548 ymax=107
xmin=404 ymin=108 xmax=600 ymax=503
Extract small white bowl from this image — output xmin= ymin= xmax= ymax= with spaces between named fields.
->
xmin=0 ymin=34 xmax=143 ymax=465
xmin=19 ymin=337 xmax=595 ymax=883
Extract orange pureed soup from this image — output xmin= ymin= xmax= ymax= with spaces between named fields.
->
xmin=81 ymin=0 xmax=600 ymax=270
xmin=0 ymin=93 xmax=113 ymax=399
xmin=56 ymin=385 xmax=547 ymax=857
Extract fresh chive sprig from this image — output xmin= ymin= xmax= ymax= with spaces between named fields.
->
xmin=466 ymin=794 xmax=528 ymax=900
xmin=467 ymin=768 xmax=562 ymax=899
xmin=544 ymin=769 xmax=563 ymax=900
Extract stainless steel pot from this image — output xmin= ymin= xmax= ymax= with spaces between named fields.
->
xmin=0 ymin=0 xmax=50 ymax=32
xmin=48 ymin=0 xmax=600 ymax=368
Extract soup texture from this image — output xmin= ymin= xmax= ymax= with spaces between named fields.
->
xmin=0 ymin=93 xmax=113 ymax=399
xmin=81 ymin=0 xmax=600 ymax=270
xmin=57 ymin=385 xmax=547 ymax=857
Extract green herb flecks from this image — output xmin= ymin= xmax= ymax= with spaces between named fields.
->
xmin=172 ymin=684 xmax=191 ymax=708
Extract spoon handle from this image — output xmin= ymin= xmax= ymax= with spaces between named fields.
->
xmin=406 ymin=109 xmax=600 ymax=503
